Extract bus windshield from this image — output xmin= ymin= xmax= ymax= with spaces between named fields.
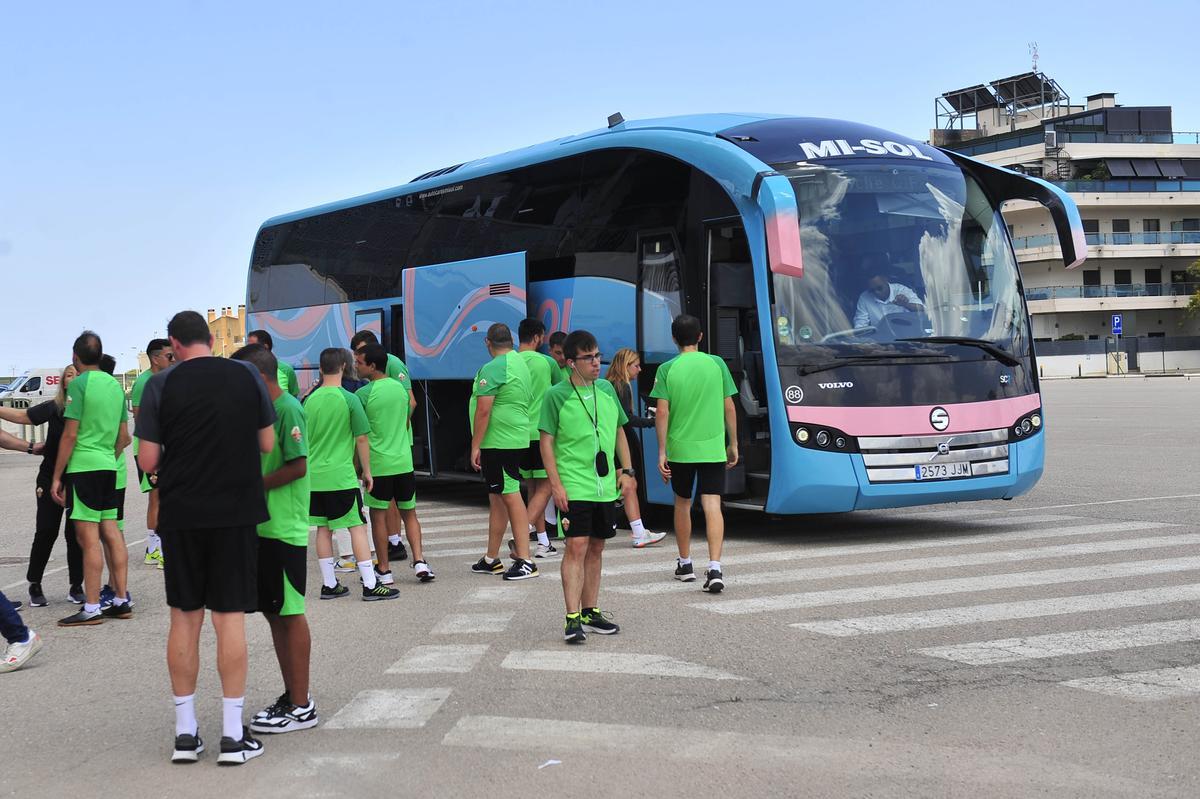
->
xmin=770 ymin=160 xmax=1029 ymax=367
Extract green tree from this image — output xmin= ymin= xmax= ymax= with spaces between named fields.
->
xmin=1188 ymin=259 xmax=1200 ymax=318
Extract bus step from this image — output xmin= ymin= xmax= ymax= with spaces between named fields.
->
xmin=724 ymin=498 xmax=766 ymax=511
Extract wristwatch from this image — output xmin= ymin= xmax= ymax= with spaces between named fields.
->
xmin=26 ymin=443 xmax=34 ymax=455
xmin=619 ymin=468 xmax=636 ymax=478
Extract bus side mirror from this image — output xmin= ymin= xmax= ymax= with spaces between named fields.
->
xmin=754 ymin=173 xmax=804 ymax=279
xmin=941 ymin=150 xmax=1087 ymax=270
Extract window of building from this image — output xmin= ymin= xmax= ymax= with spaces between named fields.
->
xmin=1143 ymin=218 xmax=1161 ymax=244
xmin=1111 ymin=218 xmax=1131 ymax=244
xmin=1082 ymin=219 xmax=1100 ymax=245
xmin=1082 ymin=269 xmax=1101 ymax=298
xmin=1113 ymin=269 xmax=1132 ymax=285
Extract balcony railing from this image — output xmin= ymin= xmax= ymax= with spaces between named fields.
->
xmin=945 ymin=130 xmax=1200 ymax=156
xmin=1013 ymin=231 xmax=1200 ymax=250
xmin=1058 ymin=179 xmax=1200 ymax=192
xmin=1024 ymin=282 xmax=1199 ymax=300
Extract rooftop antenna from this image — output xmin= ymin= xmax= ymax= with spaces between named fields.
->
xmin=1028 ymin=41 xmax=1039 ymax=72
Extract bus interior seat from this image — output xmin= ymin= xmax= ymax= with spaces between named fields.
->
xmin=738 ymin=337 xmax=767 ymax=418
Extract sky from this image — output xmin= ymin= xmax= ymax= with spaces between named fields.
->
xmin=2 ymin=0 xmax=1196 ymax=374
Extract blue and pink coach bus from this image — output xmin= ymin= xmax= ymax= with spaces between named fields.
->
xmin=245 ymin=114 xmax=1085 ymax=514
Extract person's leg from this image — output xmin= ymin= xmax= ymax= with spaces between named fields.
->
xmin=368 ymin=508 xmax=390 ymax=574
xmin=673 ymin=496 xmax=693 ymax=560
xmin=75 ymin=521 xmax=104 ymax=606
xmin=147 ymin=488 xmax=160 ymax=537
xmin=401 ymin=509 xmax=425 ymax=562
xmin=99 ymin=519 xmax=128 ymax=599
xmin=527 ymin=478 xmax=552 ymax=537
xmin=348 ymin=523 xmax=377 ymax=589
xmin=314 ymin=526 xmax=337 ymax=588
xmin=700 ymin=494 xmax=725 ymax=562
xmin=64 ymin=518 xmax=83 ymax=590
xmin=502 ymin=492 xmax=531 ymax=561
xmin=0 ymin=590 xmax=30 ymax=645
xmin=484 ymin=494 xmax=506 ymax=560
xmin=167 ymin=608 xmax=204 ymax=696
xmin=264 ymin=613 xmax=311 ymax=706
xmin=27 ymin=488 xmax=64 ymax=585
xmin=264 ymin=614 xmax=293 ymax=694
xmin=210 ymin=610 xmax=249 ymax=740
xmin=386 ymin=503 xmax=402 ymax=549
xmin=581 ymin=536 xmax=606 ymax=609
xmin=561 ymin=536 xmax=588 ymax=614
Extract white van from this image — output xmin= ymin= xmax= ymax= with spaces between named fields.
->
xmin=0 ymin=368 xmax=65 ymax=408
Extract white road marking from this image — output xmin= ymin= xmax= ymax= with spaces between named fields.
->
xmin=387 ymin=645 xmax=490 ymax=674
xmin=460 ymin=585 xmax=522 ymax=604
xmin=695 ymin=555 xmax=1200 ymax=615
xmin=916 ymin=618 xmax=1200 ymax=665
xmin=610 ymin=529 xmax=1190 ymax=596
xmin=602 ymin=517 xmax=1147 ymax=578
xmin=293 ymin=753 xmax=401 ymax=776
xmin=793 ymin=584 xmax=1200 ymax=636
xmin=500 ymin=650 xmax=745 ymax=681
xmin=2 ymin=535 xmax=148 ymax=592
xmin=425 ymin=543 xmax=644 ymax=560
xmin=1061 ymin=664 xmax=1200 ymax=700
xmin=432 ymin=612 xmax=516 ymax=634
xmin=1003 ymin=494 xmax=1200 ymax=513
xmin=324 ymin=688 xmax=452 ymax=729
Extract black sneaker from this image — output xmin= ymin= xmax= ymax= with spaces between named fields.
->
xmin=388 ymin=540 xmax=408 ymax=562
xmin=674 ymin=560 xmax=696 ymax=582
xmin=28 ymin=583 xmax=47 ymax=608
xmin=470 ymin=557 xmax=504 ymax=575
xmin=502 ymin=559 xmax=539 ymax=581
xmin=67 ymin=585 xmax=85 ymax=604
xmin=363 ymin=583 xmax=400 ymax=601
xmin=171 ymin=732 xmax=205 ymax=763
xmin=250 ymin=700 xmax=319 ymax=734
xmin=581 ymin=607 xmax=620 ymax=635
xmin=58 ymin=608 xmax=103 ymax=627
xmin=217 ymin=727 xmax=264 ymax=765
xmin=253 ymin=692 xmax=291 ymax=723
xmin=101 ymin=602 xmax=133 ymax=620
xmin=10 ymin=600 xmax=21 ymax=611
xmin=564 ymin=614 xmax=586 ymax=644
xmin=99 ymin=583 xmax=115 ymax=608
xmin=703 ymin=569 xmax=725 ymax=593
xmin=412 ymin=560 xmax=436 ymax=583
xmin=320 ymin=583 xmax=349 ymax=600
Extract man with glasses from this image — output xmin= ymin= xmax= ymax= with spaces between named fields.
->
xmin=539 ymin=330 xmax=631 ymax=643
xmin=851 ymin=270 xmax=925 ymax=330
xmin=132 ymin=338 xmax=173 ymax=568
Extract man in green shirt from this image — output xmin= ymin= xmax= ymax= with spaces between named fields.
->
xmin=132 ymin=337 xmax=173 ymax=567
xmin=232 ymin=344 xmax=319 ymax=735
xmin=52 ymin=331 xmax=132 ymax=626
xmin=303 ymin=348 xmax=397 ymax=601
xmin=515 ymin=318 xmax=563 ymax=558
xmin=350 ymin=330 xmax=416 ymax=565
xmin=468 ymin=323 xmax=538 ymax=581
xmin=355 ymin=343 xmax=434 ymax=584
xmin=247 ymin=330 xmax=301 ymax=398
xmin=548 ymin=330 xmax=571 ymax=384
xmin=97 ymin=354 xmax=133 ymax=610
xmin=650 ymin=314 xmax=738 ymax=594
xmin=540 ymin=329 xmax=632 ymax=643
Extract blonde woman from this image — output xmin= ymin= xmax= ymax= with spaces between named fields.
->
xmin=0 ymin=364 xmax=84 ymax=606
xmin=606 ymin=349 xmax=667 ymax=548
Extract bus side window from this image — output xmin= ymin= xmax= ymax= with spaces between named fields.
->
xmin=639 ymin=232 xmax=683 ymax=365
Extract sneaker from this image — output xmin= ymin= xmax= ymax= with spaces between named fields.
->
xmin=388 ymin=540 xmax=408 ymax=562
xmin=171 ymin=732 xmax=205 ymax=763
xmin=362 ymin=583 xmax=400 ymax=601
xmin=101 ymin=602 xmax=133 ymax=620
xmin=67 ymin=585 xmax=85 ymax=604
xmin=333 ymin=557 xmax=356 ymax=573
xmin=564 ymin=614 xmax=586 ymax=644
xmin=534 ymin=543 xmax=558 ymax=559
xmin=703 ymin=569 xmax=725 ymax=593
xmin=502 ymin=559 xmax=539 ymax=581
xmin=674 ymin=560 xmax=696 ymax=582
xmin=581 ymin=607 xmax=620 ymax=635
xmin=58 ymin=608 xmax=103 ymax=627
xmin=0 ymin=631 xmax=43 ymax=673
xmin=217 ymin=727 xmax=264 ymax=765
xmin=528 ymin=525 xmax=539 ymax=542
xmin=632 ymin=530 xmax=668 ymax=548
xmin=253 ymin=692 xmax=291 ymax=722
xmin=470 ymin=557 xmax=504 ymax=575
xmin=99 ymin=584 xmax=116 ymax=608
xmin=320 ymin=583 xmax=349 ymax=600
xmin=250 ymin=700 xmax=318 ymax=734
xmin=412 ymin=560 xmax=436 ymax=583
xmin=28 ymin=583 xmax=47 ymax=608
xmin=145 ymin=549 xmax=165 ymax=569
xmin=375 ymin=568 xmax=395 ymax=586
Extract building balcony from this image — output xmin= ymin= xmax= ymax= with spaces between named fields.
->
xmin=944 ymin=130 xmax=1200 ymax=157
xmin=1056 ymin=179 xmax=1200 ymax=192
xmin=1014 ymin=232 xmax=1200 ymax=249
xmin=1025 ymin=282 xmax=1197 ymax=314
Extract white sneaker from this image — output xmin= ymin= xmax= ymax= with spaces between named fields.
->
xmin=632 ymin=531 xmax=667 ymax=548
xmin=374 ymin=568 xmax=395 ymax=586
xmin=0 ymin=631 xmax=42 ymax=673
xmin=535 ymin=543 xmax=558 ymax=558
xmin=333 ymin=557 xmax=356 ymax=573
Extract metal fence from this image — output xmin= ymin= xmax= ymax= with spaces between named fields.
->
xmin=1014 ymin=232 xmax=1200 ymax=250
xmin=1025 ymin=282 xmax=1199 ymax=300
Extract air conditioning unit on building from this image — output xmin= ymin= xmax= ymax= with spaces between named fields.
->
xmin=1044 ymin=130 xmax=1058 ymax=149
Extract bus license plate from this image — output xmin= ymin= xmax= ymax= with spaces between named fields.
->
xmin=914 ymin=462 xmax=971 ymax=481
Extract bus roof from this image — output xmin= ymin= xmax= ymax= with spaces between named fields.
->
xmin=258 ymin=113 xmax=942 ymax=229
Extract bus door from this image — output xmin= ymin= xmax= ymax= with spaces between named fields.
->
xmin=389 ymin=301 xmax=429 ymax=471
xmin=636 ymin=231 xmax=684 ymax=507
xmin=703 ymin=222 xmax=767 ymax=507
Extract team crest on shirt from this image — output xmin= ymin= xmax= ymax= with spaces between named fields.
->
xmin=478 ymin=379 xmax=488 ymax=387
xmin=561 ymin=517 xmax=570 ymax=532
xmin=291 ymin=425 xmax=302 ymax=443
xmin=36 ymin=486 xmax=44 ymax=498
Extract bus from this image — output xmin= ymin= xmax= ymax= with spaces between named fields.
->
xmin=245 ymin=113 xmax=1086 ymax=514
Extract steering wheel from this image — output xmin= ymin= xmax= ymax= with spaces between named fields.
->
xmin=820 ymin=325 xmax=876 ymax=343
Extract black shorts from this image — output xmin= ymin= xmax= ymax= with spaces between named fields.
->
xmin=519 ymin=440 xmax=546 ymax=479
xmin=136 ymin=463 xmax=159 ymax=493
xmin=64 ymin=470 xmax=118 ymax=523
xmin=256 ymin=538 xmax=307 ymax=616
xmin=668 ymin=461 xmax=726 ymax=499
xmin=561 ymin=500 xmax=617 ymax=540
xmin=481 ymin=448 xmax=522 ymax=495
xmin=115 ymin=488 xmax=125 ymax=522
xmin=160 ymin=527 xmax=259 ymax=612
xmin=309 ymin=488 xmax=366 ymax=530
xmin=367 ymin=473 xmax=416 ymax=511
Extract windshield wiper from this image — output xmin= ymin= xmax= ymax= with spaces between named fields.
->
xmin=797 ymin=353 xmax=950 ymax=377
xmin=896 ymin=337 xmax=1022 ymax=367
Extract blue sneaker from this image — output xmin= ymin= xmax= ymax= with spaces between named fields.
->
xmin=99 ymin=584 xmax=115 ymax=608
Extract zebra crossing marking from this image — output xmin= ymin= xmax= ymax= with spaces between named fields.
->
xmin=387 ymin=645 xmax=490 ymax=674
xmin=432 ymin=612 xmax=516 ymax=634
xmin=460 ymin=585 xmax=522 ymax=604
xmin=500 ymin=650 xmax=745 ymax=681
xmin=1061 ymin=664 xmax=1200 ymax=701
xmin=325 ymin=688 xmax=452 ymax=729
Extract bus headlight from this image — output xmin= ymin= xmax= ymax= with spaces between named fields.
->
xmin=1021 ymin=419 xmax=1032 ymax=433
xmin=1014 ymin=425 xmax=1023 ymax=437
xmin=835 ymin=437 xmax=846 ymax=449
xmin=796 ymin=427 xmax=810 ymax=443
xmin=1031 ymin=414 xmax=1041 ymax=428
xmin=816 ymin=431 xmax=830 ymax=447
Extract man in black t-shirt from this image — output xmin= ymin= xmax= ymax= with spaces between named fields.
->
xmin=136 ymin=311 xmax=276 ymax=766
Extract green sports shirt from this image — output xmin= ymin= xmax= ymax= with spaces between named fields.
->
xmin=649 ymin=351 xmax=737 ymax=463
xmin=386 ymin=353 xmax=412 ymax=392
xmin=130 ymin=369 xmax=153 ymax=455
xmin=302 ymin=385 xmax=370 ymax=492
xmin=64 ymin=370 xmax=125 ymax=474
xmin=468 ymin=351 xmax=532 ymax=450
xmin=355 ymin=377 xmax=413 ymax=476
xmin=517 ymin=349 xmax=563 ymax=442
xmin=539 ymin=378 xmax=628 ymax=502
xmin=259 ymin=392 xmax=311 ymax=544
xmin=277 ymin=361 xmax=300 ymax=398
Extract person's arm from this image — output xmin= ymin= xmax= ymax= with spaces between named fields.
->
xmin=0 ymin=429 xmax=31 ymax=452
xmin=139 ymin=440 xmax=162 ymax=474
xmin=893 ymin=284 xmax=924 ymax=312
xmin=258 ymin=425 xmax=275 ymax=455
xmin=51 ymin=419 xmax=78 ymax=505
xmin=723 ymin=396 xmax=739 ymax=468
xmin=355 ymin=434 xmax=373 ymax=492
xmin=615 ymin=426 xmax=637 ymax=498
xmin=264 ymin=456 xmax=306 ymax=491
xmin=852 ymin=293 xmax=870 ymax=328
xmin=470 ymin=396 xmax=493 ymax=471
xmin=539 ymin=431 xmax=568 ymax=513
xmin=654 ymin=399 xmax=670 ymax=482
xmin=135 ymin=372 xmax=164 ymax=472
xmin=0 ymin=406 xmax=32 ymax=425
xmin=115 ymin=420 xmax=131 ymax=459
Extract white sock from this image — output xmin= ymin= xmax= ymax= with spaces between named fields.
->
xmin=709 ymin=560 xmax=722 ymax=573
xmin=83 ymin=602 xmax=100 ymax=614
xmin=334 ymin=529 xmax=352 ymax=557
xmin=113 ymin=595 xmax=129 ymax=607
xmin=528 ymin=523 xmax=536 ymax=534
xmin=678 ymin=557 xmax=692 ymax=567
xmin=544 ymin=505 xmax=556 ymax=526
xmin=147 ymin=531 xmax=161 ymax=553
xmin=388 ymin=534 xmax=401 ymax=546
xmin=318 ymin=557 xmax=336 ymax=588
xmin=222 ymin=696 xmax=244 ymax=741
xmin=630 ymin=519 xmax=647 ymax=536
xmin=358 ymin=561 xmax=377 ymax=589
xmin=174 ymin=694 xmax=197 ymax=737
xmin=537 ymin=531 xmax=550 ymax=547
